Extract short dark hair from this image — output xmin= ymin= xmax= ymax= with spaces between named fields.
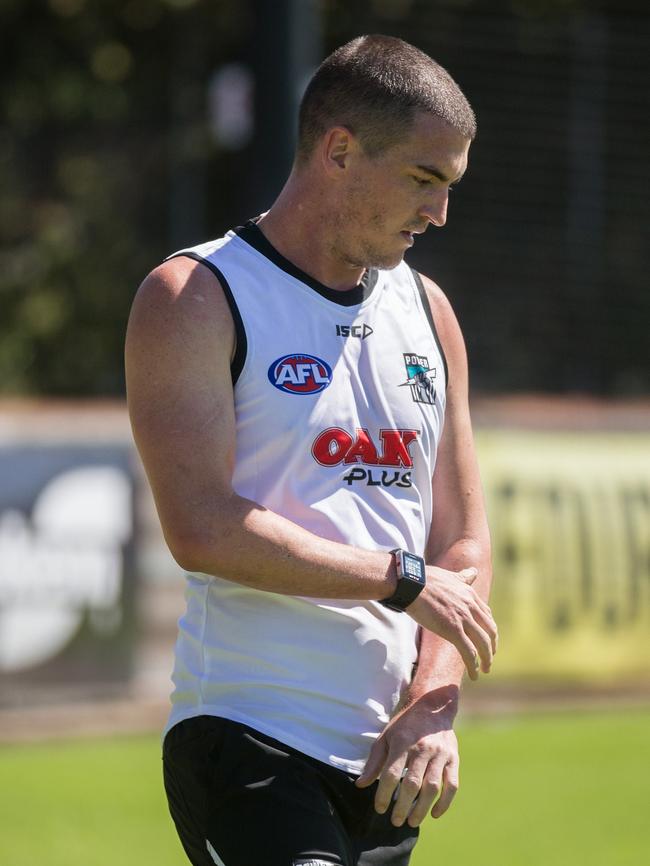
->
xmin=297 ymin=35 xmax=476 ymax=163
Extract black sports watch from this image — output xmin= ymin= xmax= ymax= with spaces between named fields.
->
xmin=380 ymin=548 xmax=427 ymax=612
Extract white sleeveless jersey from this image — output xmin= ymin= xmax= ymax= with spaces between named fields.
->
xmin=164 ymin=221 xmax=448 ymax=773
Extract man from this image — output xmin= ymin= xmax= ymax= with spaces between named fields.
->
xmin=126 ymin=34 xmax=496 ymax=866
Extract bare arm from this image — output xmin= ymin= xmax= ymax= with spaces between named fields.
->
xmin=125 ymin=259 xmax=495 ymax=668
xmin=356 ymin=273 xmax=495 ymax=824
xmin=412 ymin=273 xmax=494 ymax=692
xmin=126 ymin=256 xmax=397 ymax=600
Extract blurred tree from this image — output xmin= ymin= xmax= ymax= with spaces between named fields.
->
xmin=0 ymin=0 xmax=648 ymax=396
xmin=0 ymin=0 xmax=251 ymax=395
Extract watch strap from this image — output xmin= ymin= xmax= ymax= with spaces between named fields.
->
xmin=380 ymin=548 xmax=426 ymax=612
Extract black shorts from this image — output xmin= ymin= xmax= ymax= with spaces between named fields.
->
xmin=163 ymin=715 xmax=419 ymax=866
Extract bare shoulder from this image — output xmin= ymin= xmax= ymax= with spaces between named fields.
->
xmin=126 ymin=255 xmax=235 ymax=354
xmin=415 ymin=271 xmax=468 ymax=389
xmin=125 ymin=254 xmax=236 ymax=430
xmin=125 ymin=256 xmax=239 ymax=559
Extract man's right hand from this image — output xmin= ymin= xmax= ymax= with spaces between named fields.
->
xmin=406 ymin=567 xmax=497 ymax=680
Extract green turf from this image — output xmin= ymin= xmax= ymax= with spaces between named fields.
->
xmin=413 ymin=708 xmax=650 ymax=866
xmin=0 ymin=709 xmax=648 ymax=866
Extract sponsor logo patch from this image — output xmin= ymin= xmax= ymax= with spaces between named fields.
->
xmin=312 ymin=427 xmax=418 ymax=488
xmin=400 ymin=352 xmax=436 ymax=404
xmin=268 ymin=353 xmax=333 ymax=395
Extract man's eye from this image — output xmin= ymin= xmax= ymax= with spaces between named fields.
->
xmin=413 ymin=176 xmax=433 ymax=186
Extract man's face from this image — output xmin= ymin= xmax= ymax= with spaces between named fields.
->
xmin=331 ymin=111 xmax=471 ymax=270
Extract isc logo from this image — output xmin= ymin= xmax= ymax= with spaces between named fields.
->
xmin=268 ymin=353 xmax=333 ymax=395
xmin=335 ymin=323 xmax=373 ymax=340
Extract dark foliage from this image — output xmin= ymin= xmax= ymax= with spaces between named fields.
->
xmin=1 ymin=0 xmax=648 ymax=395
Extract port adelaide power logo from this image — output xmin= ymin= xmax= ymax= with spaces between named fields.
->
xmin=268 ymin=353 xmax=333 ymax=395
xmin=400 ymin=353 xmax=437 ymax=405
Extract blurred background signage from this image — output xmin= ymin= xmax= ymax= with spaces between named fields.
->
xmin=2 ymin=403 xmax=648 ymax=711
xmin=0 ymin=415 xmax=136 ymax=707
xmin=480 ymin=427 xmax=650 ymax=682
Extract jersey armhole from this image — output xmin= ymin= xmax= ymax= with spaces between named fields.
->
xmin=410 ymin=268 xmax=449 ymax=389
xmin=166 ymin=252 xmax=248 ymax=386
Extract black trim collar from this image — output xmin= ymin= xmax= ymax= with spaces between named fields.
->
xmin=234 ymin=220 xmax=378 ymax=307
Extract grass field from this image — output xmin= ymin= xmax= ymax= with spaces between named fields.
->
xmin=0 ymin=708 xmax=648 ymax=866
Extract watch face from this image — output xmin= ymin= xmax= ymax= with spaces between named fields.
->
xmin=403 ymin=552 xmax=425 ymax=583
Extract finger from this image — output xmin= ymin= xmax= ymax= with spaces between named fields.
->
xmin=457 ymin=567 xmax=478 ymax=584
xmin=473 ymin=592 xmax=495 ymax=621
xmin=464 ymin=589 xmax=497 ymax=650
xmin=356 ymin=736 xmax=388 ymax=788
xmin=475 ymin=595 xmax=495 ymax=621
xmin=451 ymin=631 xmax=480 ymax=680
xmin=390 ymin=754 xmax=429 ymax=827
xmin=463 ymin=619 xmax=493 ymax=673
xmin=406 ymin=759 xmax=445 ymax=827
xmin=431 ymin=759 xmax=459 ymax=818
xmin=473 ymin=603 xmax=499 ymax=655
xmin=374 ymin=753 xmax=408 ymax=815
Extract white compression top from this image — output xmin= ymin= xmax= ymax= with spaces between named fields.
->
xmin=163 ymin=221 xmax=448 ymax=773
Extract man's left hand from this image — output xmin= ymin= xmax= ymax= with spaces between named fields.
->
xmin=355 ymin=686 xmax=460 ymax=827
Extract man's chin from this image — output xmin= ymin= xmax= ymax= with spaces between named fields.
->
xmin=359 ymin=246 xmax=406 ymax=271
xmin=371 ymin=251 xmax=406 ymax=271
xmin=345 ymin=238 xmax=408 ymax=271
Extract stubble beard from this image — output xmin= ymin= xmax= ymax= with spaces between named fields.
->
xmin=359 ymin=241 xmax=405 ymax=270
xmin=329 ymin=207 xmax=405 ymax=272
xmin=341 ymin=237 xmax=405 ymax=271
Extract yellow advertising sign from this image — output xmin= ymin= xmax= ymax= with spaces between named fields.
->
xmin=476 ymin=429 xmax=650 ymax=682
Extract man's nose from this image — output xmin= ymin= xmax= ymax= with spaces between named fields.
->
xmin=419 ymin=190 xmax=449 ymax=227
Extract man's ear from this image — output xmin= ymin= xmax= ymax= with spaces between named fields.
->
xmin=321 ymin=126 xmax=357 ymax=176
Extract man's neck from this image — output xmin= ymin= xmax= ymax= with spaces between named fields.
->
xmin=256 ymin=182 xmax=366 ymax=292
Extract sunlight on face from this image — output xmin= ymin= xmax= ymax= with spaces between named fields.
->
xmin=332 ymin=112 xmax=471 ymax=270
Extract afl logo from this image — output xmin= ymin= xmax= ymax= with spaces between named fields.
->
xmin=268 ymin=353 xmax=333 ymax=395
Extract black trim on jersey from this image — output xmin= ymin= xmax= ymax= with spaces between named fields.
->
xmin=167 ymin=252 xmax=247 ymax=386
xmin=410 ymin=268 xmax=449 ymax=388
xmin=234 ymin=220 xmax=379 ymax=307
